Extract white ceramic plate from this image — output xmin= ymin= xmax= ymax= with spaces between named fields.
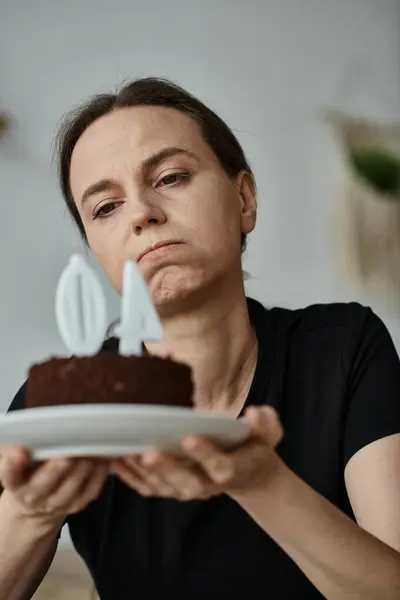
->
xmin=0 ymin=405 xmax=250 ymax=460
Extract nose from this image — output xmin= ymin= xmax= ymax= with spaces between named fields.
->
xmin=129 ymin=198 xmax=167 ymax=236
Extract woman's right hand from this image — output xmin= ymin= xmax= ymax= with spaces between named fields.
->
xmin=0 ymin=445 xmax=109 ymax=526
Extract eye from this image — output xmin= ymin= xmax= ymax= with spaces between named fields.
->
xmin=157 ymin=172 xmax=190 ymax=187
xmin=93 ymin=201 xmax=121 ymax=220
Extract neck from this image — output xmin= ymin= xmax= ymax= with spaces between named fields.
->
xmin=146 ymin=278 xmax=258 ymax=416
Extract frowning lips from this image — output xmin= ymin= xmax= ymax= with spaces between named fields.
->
xmin=136 ymin=240 xmax=184 ymax=263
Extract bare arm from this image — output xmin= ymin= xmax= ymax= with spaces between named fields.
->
xmin=345 ymin=434 xmax=400 ymax=552
xmin=0 ymin=491 xmax=59 ymax=600
xmin=0 ymin=446 xmax=109 ymax=600
xmin=233 ymin=437 xmax=400 ymax=600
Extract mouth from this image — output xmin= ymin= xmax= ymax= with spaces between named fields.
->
xmin=137 ymin=240 xmax=184 ymax=263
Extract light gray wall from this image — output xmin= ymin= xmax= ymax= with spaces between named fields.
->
xmin=1 ymin=0 xmax=399 ymax=412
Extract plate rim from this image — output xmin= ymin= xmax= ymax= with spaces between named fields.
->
xmin=0 ymin=404 xmax=249 ymax=434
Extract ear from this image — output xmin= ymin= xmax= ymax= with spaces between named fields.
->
xmin=236 ymin=171 xmax=257 ymax=234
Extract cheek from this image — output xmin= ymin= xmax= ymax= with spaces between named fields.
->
xmin=85 ymin=230 xmax=124 ymax=293
xmin=188 ymin=195 xmax=241 ymax=253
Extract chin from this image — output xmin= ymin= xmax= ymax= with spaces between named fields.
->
xmin=148 ymin=266 xmax=208 ymax=314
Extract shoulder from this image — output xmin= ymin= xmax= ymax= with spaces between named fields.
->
xmin=250 ymin=297 xmax=394 ymax=372
xmin=270 ymin=301 xmax=371 ymax=335
xmin=295 ymin=301 xmax=390 ymax=349
xmin=267 ymin=301 xmax=386 ymax=355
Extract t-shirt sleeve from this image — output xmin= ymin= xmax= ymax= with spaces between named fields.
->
xmin=343 ymin=307 xmax=400 ymax=467
xmin=5 ymin=382 xmax=27 ymax=413
xmin=0 ymin=383 xmax=27 ymax=495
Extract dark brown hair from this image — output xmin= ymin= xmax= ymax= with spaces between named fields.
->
xmin=55 ymin=77 xmax=255 ymax=252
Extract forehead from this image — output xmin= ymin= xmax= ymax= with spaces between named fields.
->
xmin=70 ymin=106 xmax=209 ymax=176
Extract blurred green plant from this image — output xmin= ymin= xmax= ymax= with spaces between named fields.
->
xmin=350 ymin=148 xmax=400 ymax=196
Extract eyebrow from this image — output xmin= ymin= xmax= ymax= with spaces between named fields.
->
xmin=80 ymin=146 xmax=197 ymax=207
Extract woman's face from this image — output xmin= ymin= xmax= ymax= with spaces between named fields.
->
xmin=69 ymin=106 xmax=256 ymax=312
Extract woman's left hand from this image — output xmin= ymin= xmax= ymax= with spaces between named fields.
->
xmin=111 ymin=406 xmax=285 ymax=501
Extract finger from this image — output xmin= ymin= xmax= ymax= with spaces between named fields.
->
xmin=111 ymin=459 xmax=154 ymax=496
xmin=68 ymin=463 xmax=109 ymax=513
xmin=140 ymin=451 xmax=215 ymax=500
xmin=244 ymin=406 xmax=283 ymax=447
xmin=181 ymin=437 xmax=235 ymax=485
xmin=0 ymin=446 xmax=33 ymax=490
xmin=130 ymin=454 xmax=177 ymax=497
xmin=41 ymin=459 xmax=98 ymax=511
xmin=184 ymin=434 xmax=272 ymax=493
xmin=19 ymin=458 xmax=75 ymax=504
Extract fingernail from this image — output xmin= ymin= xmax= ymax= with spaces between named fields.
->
xmin=141 ymin=454 xmax=156 ymax=466
xmin=182 ymin=438 xmax=198 ymax=451
xmin=7 ymin=448 xmax=29 ymax=463
xmin=141 ymin=449 xmax=163 ymax=465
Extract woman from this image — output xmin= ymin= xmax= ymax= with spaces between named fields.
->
xmin=0 ymin=78 xmax=399 ymax=600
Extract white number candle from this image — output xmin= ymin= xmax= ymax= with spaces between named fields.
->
xmin=55 ymin=254 xmax=108 ymax=356
xmin=117 ymin=260 xmax=163 ymax=356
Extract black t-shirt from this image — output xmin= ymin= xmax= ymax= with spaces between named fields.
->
xmin=6 ymin=298 xmax=400 ymax=599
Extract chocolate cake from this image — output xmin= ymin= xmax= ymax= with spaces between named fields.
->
xmin=26 ymin=352 xmax=194 ymax=409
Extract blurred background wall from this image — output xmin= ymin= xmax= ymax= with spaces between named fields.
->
xmin=0 ymin=0 xmax=399 ymax=417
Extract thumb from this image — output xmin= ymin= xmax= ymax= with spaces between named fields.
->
xmin=244 ymin=406 xmax=283 ymax=448
xmin=0 ymin=446 xmax=32 ymax=490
